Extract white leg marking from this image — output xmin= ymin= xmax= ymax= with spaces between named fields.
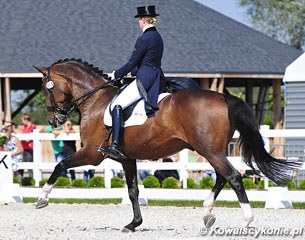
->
xmin=39 ymin=183 xmax=53 ymax=199
xmin=203 ymin=191 xmax=216 ymax=228
xmin=203 ymin=191 xmax=215 ymax=216
xmin=240 ymin=202 xmax=254 ymax=228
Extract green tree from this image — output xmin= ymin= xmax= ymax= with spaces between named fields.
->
xmin=12 ymin=89 xmax=80 ymax=125
xmin=12 ymin=90 xmax=48 ymax=125
xmin=239 ymin=0 xmax=305 ymax=50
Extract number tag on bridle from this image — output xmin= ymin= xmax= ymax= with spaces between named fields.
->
xmin=46 ymin=81 xmax=54 ymax=89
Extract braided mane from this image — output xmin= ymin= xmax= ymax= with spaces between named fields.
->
xmin=52 ymin=58 xmax=109 ymax=79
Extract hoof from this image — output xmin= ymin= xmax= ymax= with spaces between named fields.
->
xmin=35 ymin=198 xmax=49 ymax=209
xmin=241 ymin=219 xmax=254 ymax=228
xmin=122 ymin=227 xmax=135 ymax=233
xmin=203 ymin=214 xmax=216 ymax=228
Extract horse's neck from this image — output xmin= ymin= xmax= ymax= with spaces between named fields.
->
xmin=70 ymin=71 xmax=106 ymax=98
xmin=72 ymin=75 xmax=116 ymax=113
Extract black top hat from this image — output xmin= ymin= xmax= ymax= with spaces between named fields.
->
xmin=134 ymin=5 xmax=159 ymax=18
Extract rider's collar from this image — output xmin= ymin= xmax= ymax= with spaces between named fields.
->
xmin=143 ymin=24 xmax=155 ymax=33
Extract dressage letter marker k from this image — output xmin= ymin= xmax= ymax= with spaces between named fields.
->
xmin=0 ymin=155 xmax=8 ymax=169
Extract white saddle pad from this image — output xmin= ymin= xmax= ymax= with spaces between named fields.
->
xmin=104 ymin=93 xmax=170 ymax=127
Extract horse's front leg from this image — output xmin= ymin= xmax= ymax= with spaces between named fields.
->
xmin=36 ymin=149 xmax=102 ymax=209
xmin=121 ymin=159 xmax=143 ymax=232
xmin=203 ymin=172 xmax=226 ymax=228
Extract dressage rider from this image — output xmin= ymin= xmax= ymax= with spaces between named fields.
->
xmin=98 ymin=5 xmax=164 ymax=160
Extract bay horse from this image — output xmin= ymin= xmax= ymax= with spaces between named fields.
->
xmin=34 ymin=59 xmax=298 ymax=232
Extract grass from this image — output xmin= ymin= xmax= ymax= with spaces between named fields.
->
xmin=24 ymin=197 xmax=122 ymax=205
xmin=149 ymin=200 xmax=266 ymax=208
xmin=23 ymin=198 xmax=305 ymax=209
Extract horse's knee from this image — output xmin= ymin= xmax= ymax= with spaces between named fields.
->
xmin=55 ymin=161 xmax=67 ymax=171
xmin=128 ymin=186 xmax=139 ymax=202
xmin=47 ymin=161 xmax=68 ymax=184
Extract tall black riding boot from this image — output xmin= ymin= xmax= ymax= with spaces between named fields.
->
xmin=98 ymin=105 xmax=127 ymax=160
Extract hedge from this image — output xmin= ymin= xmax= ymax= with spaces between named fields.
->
xmin=199 ymin=176 xmax=214 ymax=189
xmin=111 ymin=176 xmax=124 ymax=188
xmin=54 ymin=176 xmax=70 ymax=187
xmin=143 ymin=176 xmax=160 ymax=188
xmin=72 ymin=179 xmax=87 ymax=188
xmin=88 ymin=176 xmax=105 ymax=188
xmin=21 ymin=177 xmax=35 ymax=186
xmin=162 ymin=177 xmax=179 ymax=189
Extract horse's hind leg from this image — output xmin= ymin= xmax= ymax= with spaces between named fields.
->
xmin=121 ymin=160 xmax=143 ymax=232
xmin=225 ymin=165 xmax=254 ymax=228
xmin=204 ymin=156 xmax=254 ymax=228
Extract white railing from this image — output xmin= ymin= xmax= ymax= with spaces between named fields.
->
xmin=10 ymin=126 xmax=305 ymax=188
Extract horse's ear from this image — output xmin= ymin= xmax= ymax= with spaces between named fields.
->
xmin=33 ymin=66 xmax=48 ymax=75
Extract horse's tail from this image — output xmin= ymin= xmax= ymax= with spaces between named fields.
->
xmin=224 ymin=94 xmax=300 ymax=185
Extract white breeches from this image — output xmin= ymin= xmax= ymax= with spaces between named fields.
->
xmin=110 ymin=80 xmax=142 ymax=111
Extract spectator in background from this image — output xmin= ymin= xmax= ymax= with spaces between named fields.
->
xmin=137 ymin=159 xmax=151 ymax=181
xmin=84 ymin=169 xmax=95 ymax=185
xmin=240 ymin=169 xmax=261 ymax=184
xmin=203 ymin=169 xmax=217 ymax=184
xmin=154 ymin=157 xmax=179 ymax=185
xmin=20 ymin=112 xmax=36 ymax=178
xmin=1 ymin=126 xmax=24 ymax=181
xmin=62 ymin=119 xmax=76 ymax=181
xmin=0 ymin=131 xmax=7 ymax=151
xmin=4 ymin=121 xmax=19 ymax=134
xmin=45 ymin=124 xmax=68 ymax=178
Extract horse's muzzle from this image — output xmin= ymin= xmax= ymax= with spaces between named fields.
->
xmin=48 ymin=114 xmax=66 ymax=128
xmin=48 ymin=115 xmax=58 ymax=128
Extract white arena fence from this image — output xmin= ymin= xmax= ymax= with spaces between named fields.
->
xmin=9 ymin=126 xmax=305 ymax=190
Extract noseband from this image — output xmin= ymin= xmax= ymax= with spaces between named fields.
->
xmin=44 ymin=67 xmax=73 ymax=124
xmin=44 ymin=67 xmax=117 ymax=123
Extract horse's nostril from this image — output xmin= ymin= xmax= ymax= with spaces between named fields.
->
xmin=48 ymin=117 xmax=58 ymax=128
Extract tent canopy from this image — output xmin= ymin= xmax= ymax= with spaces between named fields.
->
xmin=283 ymin=53 xmax=305 ymax=82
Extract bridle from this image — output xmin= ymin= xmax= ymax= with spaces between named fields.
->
xmin=43 ymin=66 xmax=117 ymax=125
